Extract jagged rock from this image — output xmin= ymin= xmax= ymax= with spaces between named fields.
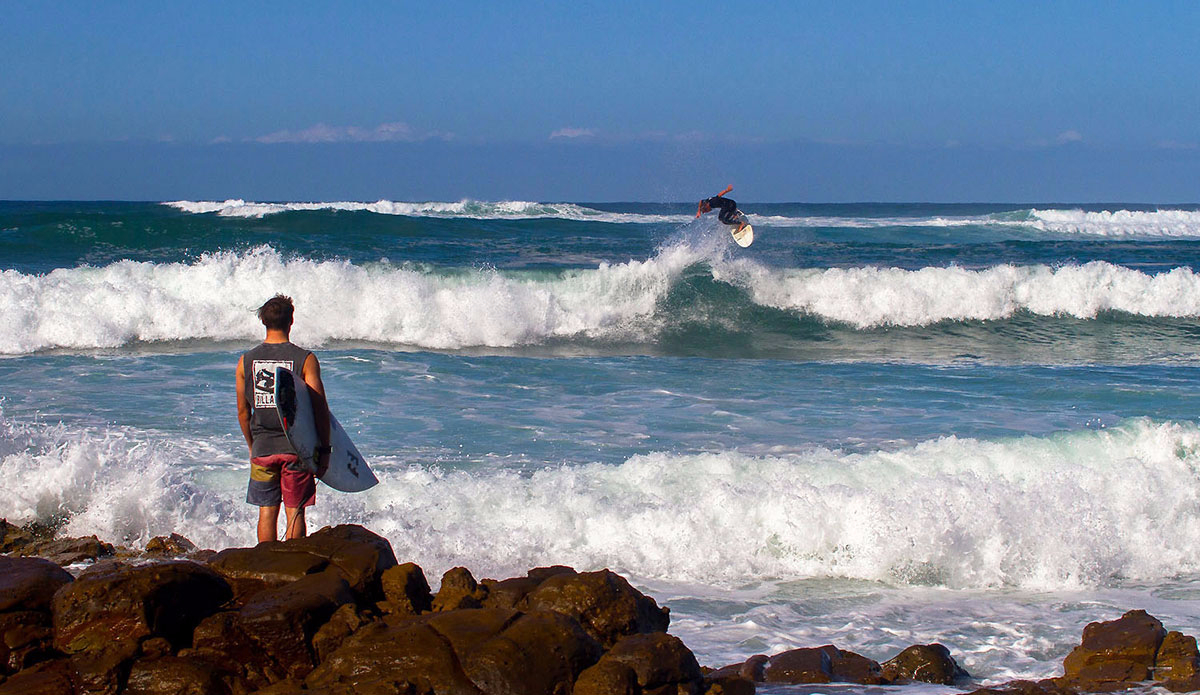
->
xmin=306 ymin=618 xmax=478 ymax=693
xmin=702 ymin=671 xmax=757 ymax=695
xmin=480 ymin=566 xmax=578 ymax=611
xmin=380 ymin=562 xmax=433 ymax=615
xmin=189 ymin=612 xmax=283 ymax=689
xmin=598 ymin=633 xmax=702 ymax=692
xmin=881 ymin=643 xmax=969 ymax=685
xmin=0 ymin=613 xmax=55 ymax=675
xmin=522 ymin=569 xmax=670 ymax=647
xmin=123 ymin=655 xmax=241 ymax=695
xmin=460 ymin=610 xmax=602 ymax=695
xmin=53 ymin=560 xmax=232 ymax=655
xmin=311 ymin=603 xmax=365 ymax=663
xmin=0 ymin=520 xmax=34 ymax=555
xmin=709 ymin=654 xmax=768 ymax=682
xmin=966 ymin=679 xmax=1078 ymax=695
xmin=1059 ymin=610 xmax=1166 ymax=689
xmin=0 ymin=556 xmax=73 ymax=613
xmin=208 ymin=544 xmax=330 ymax=600
xmin=144 ymin=533 xmax=199 ymax=557
xmin=0 ymin=658 xmax=78 ymax=695
xmin=22 ymin=535 xmax=114 ymax=566
xmin=763 ymin=646 xmax=836 ymax=684
xmin=433 ymin=566 xmax=487 ymax=611
xmin=281 ymin=524 xmax=398 ymax=602
xmin=1155 ymin=630 xmax=1200 ymax=688
xmin=574 ymin=660 xmax=639 ymax=695
xmin=236 ymin=569 xmax=356 ymax=680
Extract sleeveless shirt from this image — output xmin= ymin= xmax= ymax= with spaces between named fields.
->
xmin=242 ymin=341 xmax=313 ymax=458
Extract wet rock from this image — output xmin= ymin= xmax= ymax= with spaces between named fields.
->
xmin=208 ymin=543 xmax=330 ymax=600
xmin=1059 ymin=609 xmax=1166 ymax=689
xmin=1155 ymin=630 xmax=1200 ymax=688
xmin=189 ymin=612 xmax=282 ymax=689
xmin=433 ymin=566 xmax=487 ymax=611
xmin=144 ymin=533 xmax=199 ymax=558
xmin=459 ymin=610 xmax=602 ymax=695
xmin=311 ymin=603 xmax=365 ymax=664
xmin=53 ymin=560 xmax=232 ymax=656
xmin=380 ymin=562 xmax=433 ymax=615
xmin=22 ymin=535 xmax=115 ymax=566
xmin=282 ymin=524 xmax=398 ymax=602
xmin=830 ymin=648 xmax=888 ymax=684
xmin=0 ymin=521 xmax=34 ymax=555
xmin=0 ymin=658 xmax=78 ymax=695
xmin=237 ymin=569 xmax=356 ymax=680
xmin=123 ymin=655 xmax=241 ymax=695
xmin=880 ymin=643 xmax=969 ymax=685
xmin=1 ymin=613 xmax=55 ymax=674
xmin=762 ymin=646 xmax=836 ymax=684
xmin=574 ymin=660 xmax=639 ymax=695
xmin=481 ymin=576 xmax=542 ymax=611
xmin=966 ymin=679 xmax=1079 ymax=695
xmin=0 ymin=556 xmax=73 ymax=614
xmin=523 ymin=569 xmax=670 ymax=647
xmin=306 ymin=618 xmax=478 ymax=694
xmin=599 ymin=633 xmax=702 ymax=692
xmin=702 ymin=671 xmax=756 ymax=695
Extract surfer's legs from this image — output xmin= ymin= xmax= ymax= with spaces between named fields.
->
xmin=284 ymin=506 xmax=307 ymax=540
xmin=257 ymin=505 xmax=281 ymax=543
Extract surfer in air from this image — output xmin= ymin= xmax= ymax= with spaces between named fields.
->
xmin=697 ymin=184 xmax=755 ymax=247
xmin=696 ymin=185 xmax=748 ymax=233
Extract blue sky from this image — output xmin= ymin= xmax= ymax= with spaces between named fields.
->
xmin=3 ymin=1 xmax=1199 ymax=200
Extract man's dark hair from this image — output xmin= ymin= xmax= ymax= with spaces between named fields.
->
xmin=257 ymin=294 xmax=294 ymax=330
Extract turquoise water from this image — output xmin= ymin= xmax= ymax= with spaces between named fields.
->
xmin=2 ymin=200 xmax=1200 ymax=684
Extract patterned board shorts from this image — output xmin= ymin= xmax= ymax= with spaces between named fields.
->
xmin=246 ymin=453 xmax=316 ymax=509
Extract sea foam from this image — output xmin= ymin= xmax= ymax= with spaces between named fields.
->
xmin=4 ymin=410 xmax=1200 ymax=590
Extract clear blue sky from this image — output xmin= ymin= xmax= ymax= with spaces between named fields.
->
xmin=3 ymin=1 xmax=1199 ymax=200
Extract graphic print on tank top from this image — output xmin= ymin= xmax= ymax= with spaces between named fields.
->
xmin=252 ymin=360 xmax=294 ymax=408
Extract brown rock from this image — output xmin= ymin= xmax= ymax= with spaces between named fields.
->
xmin=1060 ymin=610 xmax=1166 ymax=689
xmin=881 ymin=643 xmax=969 ymax=685
xmin=123 ymin=655 xmax=239 ymax=695
xmin=763 ymin=646 xmax=836 ymax=684
xmin=0 ymin=658 xmax=78 ymax=695
xmin=831 ymin=648 xmax=887 ymax=684
xmin=966 ymin=679 xmax=1079 ymax=695
xmin=237 ymin=569 xmax=356 ymax=680
xmin=1 ymin=613 xmax=55 ymax=674
xmin=433 ymin=567 xmax=486 ymax=611
xmin=0 ymin=556 xmax=73 ymax=613
xmin=189 ymin=611 xmax=282 ymax=689
xmin=144 ymin=533 xmax=199 ymax=557
xmin=281 ymin=524 xmax=398 ymax=602
xmin=1156 ymin=631 xmax=1200 ymax=682
xmin=380 ymin=562 xmax=433 ymax=615
xmin=207 ymin=543 xmax=330 ymax=598
xmin=703 ymin=672 xmax=756 ymax=695
xmin=53 ymin=560 xmax=232 ymax=655
xmin=306 ymin=619 xmax=480 ymax=694
xmin=601 ymin=633 xmax=703 ymax=691
xmin=459 ymin=610 xmax=602 ymax=695
xmin=311 ymin=603 xmax=366 ymax=664
xmin=0 ymin=520 xmax=34 ymax=555
xmin=22 ymin=535 xmax=114 ymax=566
xmin=523 ymin=569 xmax=670 ymax=648
xmin=574 ymin=660 xmax=639 ymax=695
xmin=481 ymin=576 xmax=543 ymax=611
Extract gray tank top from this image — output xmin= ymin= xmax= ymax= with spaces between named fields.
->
xmin=242 ymin=341 xmax=313 ymax=458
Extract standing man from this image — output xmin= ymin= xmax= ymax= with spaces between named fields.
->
xmin=235 ymin=295 xmax=330 ymax=542
xmin=696 ymin=184 xmax=749 ymax=234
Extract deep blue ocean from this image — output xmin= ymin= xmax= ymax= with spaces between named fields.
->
xmin=2 ymin=199 xmax=1200 ymax=686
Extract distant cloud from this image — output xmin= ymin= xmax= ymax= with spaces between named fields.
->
xmin=549 ymin=127 xmax=596 ymax=139
xmin=210 ymin=135 xmax=233 ymax=144
xmin=1156 ymin=140 xmax=1199 ymax=151
xmin=1055 ymin=130 xmax=1083 ymax=145
xmin=253 ymin=121 xmax=451 ymax=144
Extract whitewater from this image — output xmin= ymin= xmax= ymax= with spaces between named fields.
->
xmin=2 ymin=200 xmax=1200 ymax=684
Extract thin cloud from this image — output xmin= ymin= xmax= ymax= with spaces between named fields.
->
xmin=549 ymin=127 xmax=596 ymax=139
xmin=1055 ymin=130 xmax=1083 ymax=145
xmin=253 ymin=121 xmax=451 ymax=144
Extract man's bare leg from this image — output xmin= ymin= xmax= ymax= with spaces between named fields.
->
xmin=284 ymin=506 xmax=307 ymax=540
xmin=257 ymin=505 xmax=280 ymax=543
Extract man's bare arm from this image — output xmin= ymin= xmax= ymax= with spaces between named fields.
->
xmin=301 ymin=353 xmax=332 ymax=475
xmin=235 ymin=356 xmax=253 ymax=454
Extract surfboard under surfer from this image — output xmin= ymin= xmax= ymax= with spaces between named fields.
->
xmin=235 ymin=294 xmax=331 ymax=542
xmin=696 ymin=184 xmax=749 ymax=233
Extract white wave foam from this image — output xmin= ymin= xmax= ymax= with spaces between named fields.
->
xmin=165 ymin=199 xmax=691 ymax=224
xmin=729 ymin=261 xmax=1200 ymax=328
xmin=6 ymin=411 xmax=1200 ymax=590
xmin=0 ymin=245 xmax=703 ymax=353
xmin=1029 ymin=209 xmax=1200 ymax=237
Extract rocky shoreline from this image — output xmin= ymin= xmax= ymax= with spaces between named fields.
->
xmin=2 ymin=520 xmax=1199 ymax=694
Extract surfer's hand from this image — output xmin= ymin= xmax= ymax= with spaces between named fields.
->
xmin=316 ymin=451 xmax=330 ymax=477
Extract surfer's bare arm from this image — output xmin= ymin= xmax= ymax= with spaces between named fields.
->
xmin=235 ymin=356 xmax=253 ymax=453
xmin=302 ymin=353 xmax=331 ymax=475
xmin=696 ymin=201 xmax=704 ymax=218
xmin=716 ymin=184 xmax=733 ymax=198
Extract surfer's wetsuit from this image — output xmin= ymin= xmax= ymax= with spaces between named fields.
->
xmin=704 ymin=196 xmax=739 ymax=225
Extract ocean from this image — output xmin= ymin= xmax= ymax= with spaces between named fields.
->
xmin=3 ymin=199 xmax=1200 ymax=687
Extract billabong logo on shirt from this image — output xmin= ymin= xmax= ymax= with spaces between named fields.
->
xmin=253 ymin=360 xmax=293 ymax=408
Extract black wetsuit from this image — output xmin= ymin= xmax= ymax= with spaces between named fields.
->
xmin=704 ymin=196 xmax=739 ymax=225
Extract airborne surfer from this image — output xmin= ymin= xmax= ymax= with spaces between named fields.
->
xmin=696 ymin=184 xmax=749 ymax=234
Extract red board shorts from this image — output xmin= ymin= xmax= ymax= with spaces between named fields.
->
xmin=246 ymin=454 xmax=316 ymax=509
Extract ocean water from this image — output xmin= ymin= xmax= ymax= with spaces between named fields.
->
xmin=3 ymin=200 xmax=1200 ymax=687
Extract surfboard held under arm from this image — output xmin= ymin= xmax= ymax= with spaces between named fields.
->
xmin=274 ymin=366 xmax=378 ymax=493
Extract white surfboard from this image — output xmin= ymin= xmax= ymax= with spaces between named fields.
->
xmin=274 ymin=366 xmax=378 ymax=493
xmin=731 ymin=211 xmax=754 ymax=247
